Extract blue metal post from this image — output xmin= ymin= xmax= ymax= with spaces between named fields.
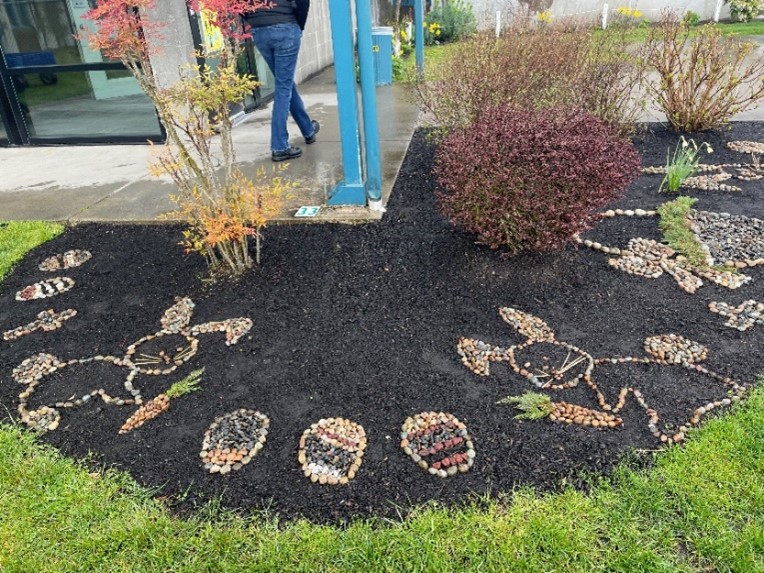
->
xmin=355 ymin=0 xmax=382 ymax=204
xmin=327 ymin=0 xmax=365 ymax=205
xmin=415 ymin=0 xmax=425 ymax=73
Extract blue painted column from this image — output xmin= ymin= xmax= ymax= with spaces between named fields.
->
xmin=355 ymin=0 xmax=382 ymax=206
xmin=327 ymin=0 xmax=365 ymax=205
xmin=415 ymin=0 xmax=425 ymax=73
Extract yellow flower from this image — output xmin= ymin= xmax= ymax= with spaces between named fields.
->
xmin=615 ymin=6 xmax=642 ymax=19
xmin=537 ymin=10 xmax=553 ymax=23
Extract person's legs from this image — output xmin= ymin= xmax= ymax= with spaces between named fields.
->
xmin=251 ymin=24 xmax=296 ymax=153
xmin=289 ymin=83 xmax=314 ymax=138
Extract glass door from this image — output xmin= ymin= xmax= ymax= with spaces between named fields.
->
xmin=187 ymin=6 xmax=273 ymax=121
xmin=0 ymin=0 xmax=163 ymax=145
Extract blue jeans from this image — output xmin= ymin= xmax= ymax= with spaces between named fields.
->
xmin=251 ymin=23 xmax=314 ymax=153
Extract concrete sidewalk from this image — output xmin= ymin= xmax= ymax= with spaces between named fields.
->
xmin=0 ymin=67 xmax=420 ymax=224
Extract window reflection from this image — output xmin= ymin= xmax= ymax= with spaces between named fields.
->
xmin=15 ymin=70 xmax=161 ymax=139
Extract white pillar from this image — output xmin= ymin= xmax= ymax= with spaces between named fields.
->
xmin=713 ymin=0 xmax=724 ymax=22
xmin=495 ymin=11 xmax=501 ymax=37
xmin=602 ymin=3 xmax=608 ymax=29
xmin=145 ymin=0 xmax=198 ymax=90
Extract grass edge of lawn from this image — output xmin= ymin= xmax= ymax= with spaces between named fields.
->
xmin=0 ymin=226 xmax=762 ymax=573
xmin=0 ymin=221 xmax=64 ymax=282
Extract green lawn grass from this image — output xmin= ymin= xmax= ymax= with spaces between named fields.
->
xmin=0 ymin=221 xmax=63 ymax=280
xmin=400 ymin=43 xmax=461 ymax=81
xmin=1 ymin=224 xmax=763 ymax=572
xmin=598 ymin=19 xmax=764 ymax=43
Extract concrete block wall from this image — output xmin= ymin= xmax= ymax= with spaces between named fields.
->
xmin=147 ymin=0 xmax=335 ymax=88
xmin=296 ymin=0 xmax=335 ymax=83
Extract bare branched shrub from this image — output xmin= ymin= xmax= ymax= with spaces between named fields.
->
xmin=641 ymin=11 xmax=764 ymax=132
xmin=416 ymin=23 xmax=643 ymax=138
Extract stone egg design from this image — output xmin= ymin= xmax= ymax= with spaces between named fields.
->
xmin=200 ymin=409 xmax=269 ymax=475
xmin=16 ymin=277 xmax=75 ymax=301
xmin=299 ymin=417 xmax=366 ymax=485
xmin=39 ymin=250 xmax=92 ymax=271
xmin=401 ymin=412 xmax=475 ymax=478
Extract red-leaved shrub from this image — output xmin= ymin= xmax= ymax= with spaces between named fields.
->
xmin=435 ymin=106 xmax=641 ymax=254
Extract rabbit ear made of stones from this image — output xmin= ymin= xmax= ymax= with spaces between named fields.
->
xmin=160 ymin=297 xmax=196 ymax=333
xmin=499 ymin=307 xmax=555 ymax=342
xmin=190 ymin=318 xmax=253 ymax=346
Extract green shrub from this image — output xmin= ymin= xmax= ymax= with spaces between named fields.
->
xmin=683 ymin=9 xmax=701 ymax=25
xmin=726 ymin=0 xmax=762 ymax=22
xmin=392 ymin=55 xmax=405 ymax=81
xmin=641 ymin=11 xmax=764 ymax=131
xmin=434 ymin=106 xmax=641 ymax=254
xmin=424 ymin=0 xmax=476 ymax=44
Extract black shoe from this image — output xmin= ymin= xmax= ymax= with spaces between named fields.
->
xmin=305 ymin=120 xmax=320 ymax=144
xmin=271 ymin=146 xmax=302 ymax=162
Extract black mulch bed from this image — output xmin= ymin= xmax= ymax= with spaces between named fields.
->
xmin=2 ymin=123 xmax=764 ymax=523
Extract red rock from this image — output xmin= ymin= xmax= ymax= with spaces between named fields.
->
xmin=432 ymin=461 xmax=441 ymax=470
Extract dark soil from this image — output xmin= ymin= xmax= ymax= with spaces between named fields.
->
xmin=2 ymin=123 xmax=764 ymax=524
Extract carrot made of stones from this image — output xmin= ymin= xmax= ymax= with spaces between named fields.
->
xmin=119 ymin=368 xmax=203 ymax=434
xmin=497 ymin=392 xmax=622 ymax=428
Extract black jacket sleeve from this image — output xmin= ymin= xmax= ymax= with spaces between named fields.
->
xmin=295 ymin=0 xmax=309 ymax=30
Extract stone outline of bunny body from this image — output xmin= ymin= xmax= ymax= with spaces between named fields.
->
xmin=12 ymin=297 xmax=252 ymax=433
xmin=457 ymin=307 xmax=747 ymax=444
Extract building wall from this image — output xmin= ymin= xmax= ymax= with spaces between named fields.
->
xmin=296 ymin=0 xmax=334 ymax=83
xmin=147 ymin=0 xmax=335 ymax=88
xmin=472 ymin=0 xmax=731 ymax=29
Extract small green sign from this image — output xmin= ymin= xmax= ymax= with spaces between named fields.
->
xmin=295 ymin=206 xmax=321 ymax=218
